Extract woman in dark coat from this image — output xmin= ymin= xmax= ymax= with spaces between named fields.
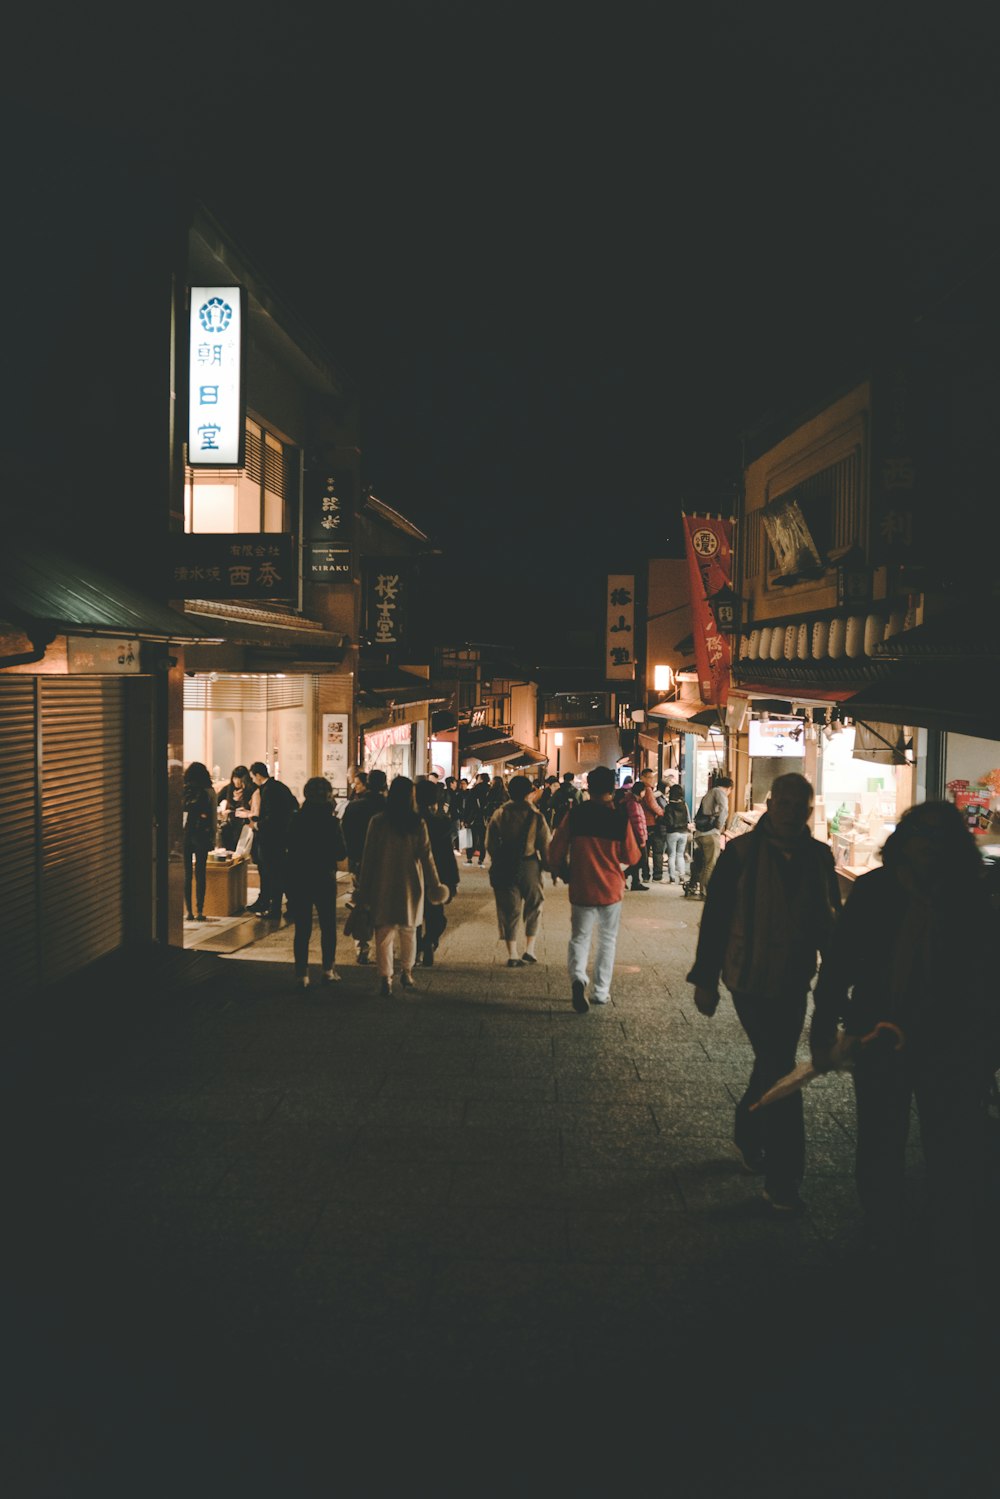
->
xmin=415 ymin=777 xmax=460 ymax=967
xmin=284 ymin=775 xmax=348 ymax=990
xmin=183 ymin=761 xmax=217 ymax=921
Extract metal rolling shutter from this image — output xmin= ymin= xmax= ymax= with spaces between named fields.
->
xmin=39 ymin=678 xmax=125 ymax=985
xmin=0 ymin=679 xmax=41 ymax=991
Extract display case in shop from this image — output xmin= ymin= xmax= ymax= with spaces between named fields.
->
xmin=203 ymin=852 xmax=249 ymax=917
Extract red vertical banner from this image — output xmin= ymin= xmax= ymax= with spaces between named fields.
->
xmin=681 ymin=513 xmax=734 ymax=707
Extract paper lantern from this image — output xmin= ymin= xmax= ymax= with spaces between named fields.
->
xmin=812 ymin=620 xmax=828 ymax=658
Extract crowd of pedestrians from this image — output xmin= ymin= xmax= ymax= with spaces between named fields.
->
xmin=184 ymin=755 xmax=999 ymax=1275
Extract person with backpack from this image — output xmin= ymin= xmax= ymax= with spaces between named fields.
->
xmin=662 ymin=783 xmax=692 ymax=885
xmin=686 ymin=774 xmax=732 ymax=898
xmin=549 ymin=771 xmax=581 ymax=828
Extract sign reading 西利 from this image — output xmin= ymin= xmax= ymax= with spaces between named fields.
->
xmin=682 ymin=513 xmax=734 ymax=707
xmin=169 ymin=534 xmax=295 ymax=601
xmin=605 ymin=574 xmax=636 ymax=680
xmin=188 ymin=287 xmax=245 ymax=467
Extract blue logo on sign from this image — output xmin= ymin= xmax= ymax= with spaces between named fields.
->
xmin=198 ymin=297 xmax=233 ymax=333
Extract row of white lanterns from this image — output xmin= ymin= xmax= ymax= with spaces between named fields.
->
xmin=739 ymin=607 xmax=915 ymax=663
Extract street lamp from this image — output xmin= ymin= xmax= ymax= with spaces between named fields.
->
xmin=554 ymin=731 xmax=563 ymax=777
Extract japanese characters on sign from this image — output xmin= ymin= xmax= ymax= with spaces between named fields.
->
xmin=321 ymin=713 xmax=350 ymax=795
xmin=304 ymin=457 xmax=357 ymax=581
xmin=188 ymin=287 xmax=245 ymax=467
xmin=67 ymin=637 xmax=141 ymax=674
xmin=681 ymin=513 xmax=733 ymax=707
xmin=169 ymin=535 xmax=296 ymax=601
xmin=605 ymin=574 xmax=636 ymax=680
xmin=365 ymin=565 xmax=407 ymax=649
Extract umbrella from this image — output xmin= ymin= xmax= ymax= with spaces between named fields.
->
xmin=750 ymin=1021 xmax=905 ymax=1112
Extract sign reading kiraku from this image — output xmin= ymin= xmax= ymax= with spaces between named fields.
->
xmin=304 ymin=456 xmax=356 ymax=581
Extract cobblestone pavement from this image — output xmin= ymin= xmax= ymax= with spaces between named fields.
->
xmin=7 ymin=868 xmax=996 ymax=1495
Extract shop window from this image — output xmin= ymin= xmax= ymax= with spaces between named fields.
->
xmin=185 ymin=418 xmax=293 ymax=534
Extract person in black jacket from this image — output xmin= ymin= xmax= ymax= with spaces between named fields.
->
xmin=284 ymin=776 xmax=348 ymax=990
xmin=340 ymin=767 xmax=388 ymax=961
xmin=248 ymin=761 xmax=299 ymax=918
xmin=183 ymin=761 xmax=217 ymax=921
xmin=217 ymin=765 xmax=253 ymax=853
xmin=415 ymin=778 xmax=460 ymax=966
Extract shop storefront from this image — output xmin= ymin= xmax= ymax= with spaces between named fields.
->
xmin=183 ymin=672 xmax=317 ymax=802
xmin=363 ymin=721 xmax=418 ymax=781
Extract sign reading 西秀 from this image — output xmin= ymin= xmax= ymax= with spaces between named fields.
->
xmin=169 ymin=534 xmax=295 ymax=601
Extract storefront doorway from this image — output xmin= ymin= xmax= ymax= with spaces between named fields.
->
xmin=183 ymin=673 xmax=316 ymax=801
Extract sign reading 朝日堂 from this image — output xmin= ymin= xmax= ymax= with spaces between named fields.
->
xmin=188 ymin=287 xmax=246 ymax=467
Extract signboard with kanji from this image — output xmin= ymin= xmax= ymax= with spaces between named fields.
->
xmin=169 ymin=534 xmax=295 ymax=601
xmin=365 ymin=564 xmax=407 ymax=649
xmin=187 ymin=287 xmax=246 ymax=467
xmin=605 ymin=574 xmax=636 ymax=680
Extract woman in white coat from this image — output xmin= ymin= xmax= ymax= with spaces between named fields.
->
xmin=354 ymin=775 xmax=449 ymax=995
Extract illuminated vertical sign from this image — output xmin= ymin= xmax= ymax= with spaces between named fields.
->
xmin=605 ymin=574 xmax=636 ymax=680
xmin=188 ymin=286 xmax=246 ymax=467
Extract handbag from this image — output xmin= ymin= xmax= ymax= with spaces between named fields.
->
xmin=457 ymin=826 xmax=473 ymax=851
xmin=343 ymin=904 xmax=374 ymax=943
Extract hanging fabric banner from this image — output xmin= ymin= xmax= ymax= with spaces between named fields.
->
xmin=681 ymin=513 xmax=734 ymax=707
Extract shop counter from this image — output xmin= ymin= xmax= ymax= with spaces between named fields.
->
xmin=203 ymin=855 xmax=248 ymax=917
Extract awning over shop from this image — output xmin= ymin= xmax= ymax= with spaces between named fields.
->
xmin=843 ymin=668 xmax=1000 ymax=742
xmin=505 ymin=748 xmax=549 ymax=767
xmin=358 ymin=665 xmax=447 ymax=708
xmin=1 ymin=534 xmax=220 ymax=645
xmin=646 ymin=699 xmax=723 ymax=740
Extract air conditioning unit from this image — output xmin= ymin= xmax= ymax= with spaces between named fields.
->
xmin=576 ymin=736 xmax=599 ymax=765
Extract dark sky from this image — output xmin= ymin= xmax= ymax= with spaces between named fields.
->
xmin=10 ymin=5 xmax=1000 ymax=659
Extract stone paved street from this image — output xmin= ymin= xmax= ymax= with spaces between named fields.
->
xmin=6 ymin=867 xmax=997 ymax=1496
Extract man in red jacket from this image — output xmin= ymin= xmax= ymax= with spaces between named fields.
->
xmin=548 ymin=764 xmax=641 ymax=1013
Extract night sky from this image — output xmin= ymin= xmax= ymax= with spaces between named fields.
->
xmin=9 ymin=6 xmax=1000 ymax=660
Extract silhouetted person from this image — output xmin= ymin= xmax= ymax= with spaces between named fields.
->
xmin=811 ymin=800 xmax=997 ymax=1276
xmin=687 ymin=774 xmax=731 ymax=897
xmin=354 ymin=776 xmax=448 ymax=996
xmin=341 ymin=767 xmax=387 ymax=961
xmin=285 ymin=776 xmax=347 ymax=990
xmin=415 ymin=778 xmax=459 ymax=966
xmin=183 ymin=761 xmax=217 ymax=921
xmin=248 ymin=761 xmax=298 ymax=919
xmin=688 ymin=772 xmax=839 ymax=1213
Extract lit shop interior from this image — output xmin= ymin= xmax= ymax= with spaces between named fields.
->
xmin=739 ymin=706 xmax=918 ymax=885
xmin=183 ymin=673 xmax=316 ymax=800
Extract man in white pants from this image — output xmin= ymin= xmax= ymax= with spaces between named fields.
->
xmin=548 ymin=764 xmax=641 ymax=1012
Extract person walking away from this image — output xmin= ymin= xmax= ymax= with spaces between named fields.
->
xmin=442 ymin=775 xmax=461 ymax=848
xmin=248 ymin=761 xmax=298 ymax=919
xmin=621 ymin=781 xmax=649 ymax=890
xmin=662 ymin=783 xmax=692 ymax=885
xmin=550 ymin=771 xmax=581 ymax=828
xmin=485 ymin=773 xmax=552 ymax=967
xmin=537 ymin=775 xmax=558 ymax=825
xmin=340 ymin=767 xmax=388 ymax=961
xmin=284 ymin=776 xmax=348 ymax=990
xmin=183 ymin=762 xmax=217 ymax=921
xmin=415 ymin=778 xmax=460 ymax=966
xmin=354 ymin=776 xmax=449 ymax=996
xmin=461 ymin=772 xmax=491 ymax=867
xmin=548 ymin=764 xmax=641 ymax=1013
xmin=484 ymin=774 xmax=510 ymax=826
xmin=687 ymin=774 xmax=731 ymax=897
xmin=810 ymin=800 xmax=997 ymax=1278
xmin=687 ymin=772 xmax=839 ymax=1214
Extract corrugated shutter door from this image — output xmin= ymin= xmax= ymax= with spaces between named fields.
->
xmin=40 ymin=678 xmax=125 ymax=984
xmin=0 ymin=679 xmax=41 ymax=991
